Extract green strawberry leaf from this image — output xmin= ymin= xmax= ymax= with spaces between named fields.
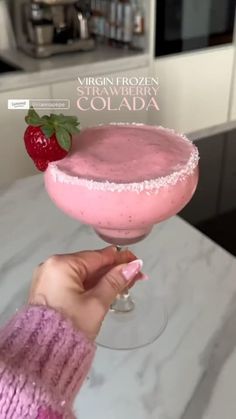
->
xmin=59 ymin=123 xmax=80 ymax=135
xmin=25 ymin=107 xmax=42 ymax=126
xmin=28 ymin=107 xmax=39 ymax=118
xmin=57 ymin=114 xmax=69 ymax=123
xmin=41 ymin=125 xmax=55 ymax=139
xmin=41 ymin=115 xmax=50 ymax=124
xmin=49 ymin=114 xmax=61 ymax=125
xmin=64 ymin=115 xmax=79 ymax=125
xmin=56 ymin=127 xmax=71 ymax=151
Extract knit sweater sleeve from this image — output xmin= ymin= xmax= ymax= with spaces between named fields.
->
xmin=0 ymin=305 xmax=96 ymax=419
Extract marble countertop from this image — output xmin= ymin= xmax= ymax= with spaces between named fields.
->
xmin=0 ymin=45 xmax=149 ymax=92
xmin=1 ymin=174 xmax=236 ymax=419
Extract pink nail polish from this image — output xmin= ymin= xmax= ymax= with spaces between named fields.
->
xmin=138 ymin=273 xmax=149 ymax=281
xmin=122 ymin=259 xmax=143 ymax=282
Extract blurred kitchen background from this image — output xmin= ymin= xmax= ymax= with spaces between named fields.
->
xmin=0 ymin=0 xmax=236 ymax=256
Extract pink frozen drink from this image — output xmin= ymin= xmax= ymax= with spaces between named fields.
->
xmin=45 ymin=124 xmax=199 ymax=245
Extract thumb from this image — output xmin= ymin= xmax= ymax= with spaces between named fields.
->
xmin=92 ymin=259 xmax=143 ymax=308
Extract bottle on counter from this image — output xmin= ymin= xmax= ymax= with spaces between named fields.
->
xmin=114 ymin=0 xmax=132 ymax=49
xmin=116 ymin=0 xmax=123 ymax=45
xmin=131 ymin=0 xmax=146 ymax=51
xmin=109 ymin=0 xmax=118 ymax=46
xmin=122 ymin=0 xmax=132 ymax=48
xmin=103 ymin=0 xmax=110 ymax=40
xmin=95 ymin=0 xmax=104 ymax=41
xmin=90 ymin=0 xmax=99 ymax=38
xmin=74 ymin=1 xmax=91 ymax=40
xmin=99 ymin=0 xmax=109 ymax=42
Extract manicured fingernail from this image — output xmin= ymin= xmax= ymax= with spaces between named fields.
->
xmin=122 ymin=259 xmax=143 ymax=281
xmin=111 ymin=246 xmax=118 ymax=252
xmin=139 ymin=273 xmax=149 ymax=281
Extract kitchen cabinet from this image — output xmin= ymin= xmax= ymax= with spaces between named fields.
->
xmin=149 ymin=46 xmax=234 ymax=133
xmin=180 ymin=134 xmax=225 ymax=224
xmin=51 ymin=66 xmax=150 ymax=128
xmin=219 ymin=130 xmax=236 ymax=213
xmin=0 ymin=85 xmax=51 ymax=185
xmin=181 ymin=130 xmax=236 ymax=225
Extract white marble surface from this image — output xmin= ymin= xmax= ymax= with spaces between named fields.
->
xmin=0 ymin=174 xmax=236 ymax=419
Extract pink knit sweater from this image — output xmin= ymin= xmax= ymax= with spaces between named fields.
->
xmin=0 ymin=305 xmax=96 ymax=419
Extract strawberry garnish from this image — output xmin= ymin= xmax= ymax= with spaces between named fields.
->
xmin=24 ymin=108 xmax=80 ymax=171
xmin=34 ymin=159 xmax=50 ymax=172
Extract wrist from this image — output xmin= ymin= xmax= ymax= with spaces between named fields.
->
xmin=0 ymin=305 xmax=96 ymax=412
xmin=30 ymin=293 xmax=100 ymax=342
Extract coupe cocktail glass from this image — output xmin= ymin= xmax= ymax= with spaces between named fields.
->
xmin=44 ymin=124 xmax=199 ymax=350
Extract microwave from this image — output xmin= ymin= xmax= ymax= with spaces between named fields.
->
xmin=155 ymin=0 xmax=236 ymax=57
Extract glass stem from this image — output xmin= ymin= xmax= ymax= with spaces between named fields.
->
xmin=110 ymin=287 xmax=135 ymax=312
xmin=110 ymin=246 xmax=135 ymax=313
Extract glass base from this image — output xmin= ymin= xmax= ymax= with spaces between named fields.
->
xmin=94 ymin=227 xmax=152 ymax=246
xmin=96 ymin=288 xmax=168 ymax=350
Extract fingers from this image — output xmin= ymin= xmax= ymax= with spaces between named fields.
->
xmin=67 ymin=246 xmax=117 ymax=282
xmin=114 ymin=248 xmax=136 ymax=265
xmin=83 ymin=248 xmax=137 ymax=290
xmin=90 ymin=259 xmax=143 ymax=309
xmin=68 ymin=246 xmax=137 ymax=283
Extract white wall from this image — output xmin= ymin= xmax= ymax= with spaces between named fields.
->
xmin=230 ymin=45 xmax=236 ymax=120
xmin=149 ymin=46 xmax=234 ymax=133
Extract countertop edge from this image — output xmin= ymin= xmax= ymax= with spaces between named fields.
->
xmin=187 ymin=120 xmax=236 ymax=141
xmin=0 ymin=53 xmax=150 ymax=93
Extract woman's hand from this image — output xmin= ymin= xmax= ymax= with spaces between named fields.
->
xmin=29 ymin=246 xmax=144 ymax=340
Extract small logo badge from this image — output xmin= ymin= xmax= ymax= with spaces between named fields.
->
xmin=8 ymin=99 xmax=30 ymax=110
